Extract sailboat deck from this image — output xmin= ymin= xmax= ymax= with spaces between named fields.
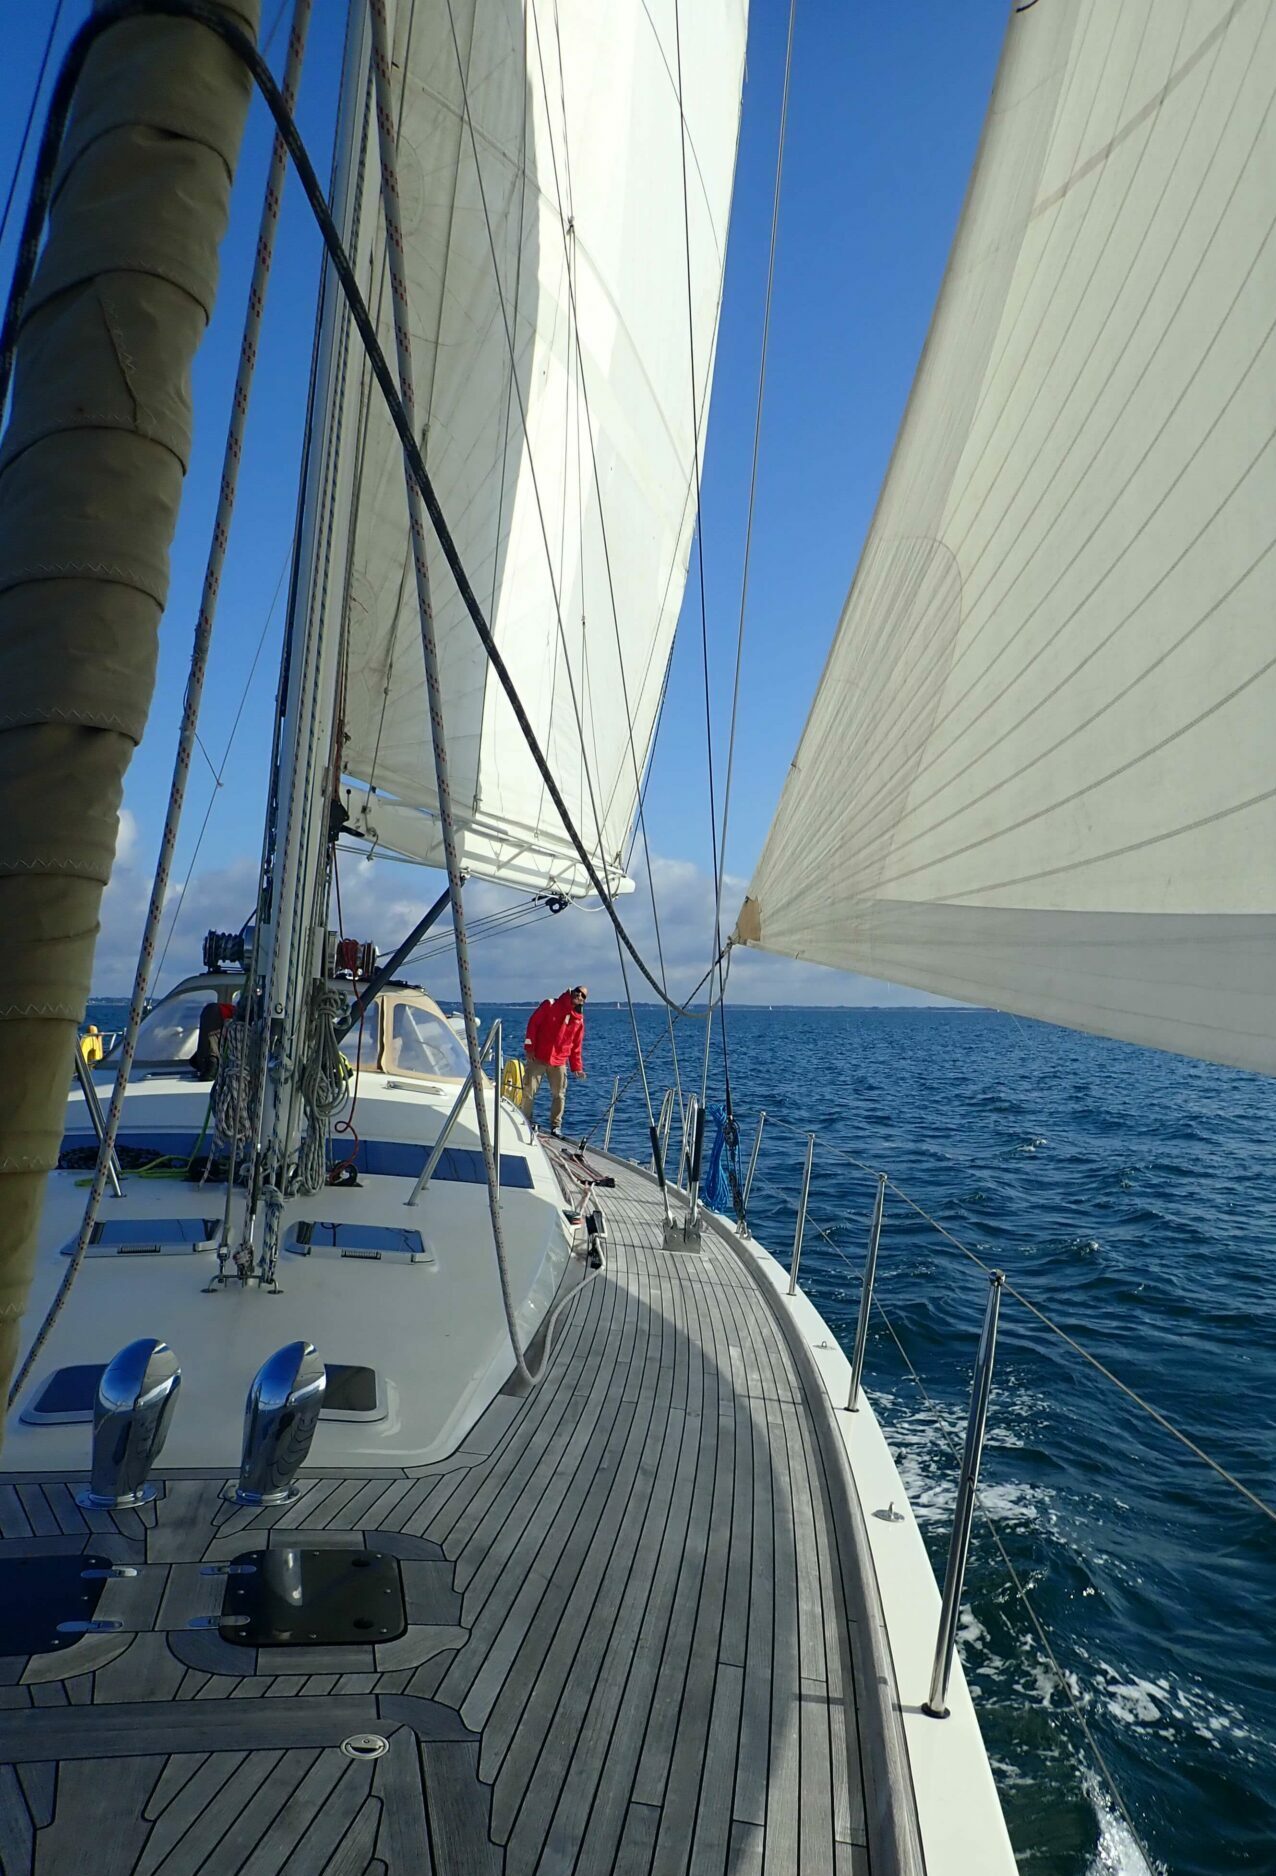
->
xmin=0 ymin=1157 xmax=884 ymax=1874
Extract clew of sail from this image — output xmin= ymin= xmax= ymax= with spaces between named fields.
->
xmin=740 ymin=0 xmax=1276 ymax=1075
xmin=329 ymin=0 xmax=747 ymax=897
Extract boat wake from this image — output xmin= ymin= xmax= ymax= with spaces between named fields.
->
xmin=1082 ymin=1775 xmax=1162 ymax=1876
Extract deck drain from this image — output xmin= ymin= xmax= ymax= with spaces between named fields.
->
xmin=341 ymin=1734 xmax=390 ymax=1761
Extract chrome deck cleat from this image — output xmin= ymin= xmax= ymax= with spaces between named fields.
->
xmin=235 ymin=1341 xmax=326 ymax=1506
xmin=76 ymin=1337 xmax=181 ymax=1510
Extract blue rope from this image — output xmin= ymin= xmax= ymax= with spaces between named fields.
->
xmin=700 ymin=1104 xmax=738 ymax=1214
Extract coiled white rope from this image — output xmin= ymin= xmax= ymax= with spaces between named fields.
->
xmin=294 ymin=980 xmax=347 ymax=1196
xmin=210 ymin=1018 xmax=259 ymax=1152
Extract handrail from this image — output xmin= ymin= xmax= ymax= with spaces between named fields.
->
xmin=604 ymin=1079 xmax=1276 ymax=1526
xmin=404 ymin=1018 xmax=501 ymax=1206
xmin=602 ymin=1078 xmax=1188 ymax=1865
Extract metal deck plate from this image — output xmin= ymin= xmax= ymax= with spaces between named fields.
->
xmin=219 ymin=1546 xmax=407 ymax=1647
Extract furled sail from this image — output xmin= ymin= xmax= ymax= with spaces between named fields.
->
xmin=325 ymin=0 xmax=747 ymax=897
xmin=741 ymin=0 xmax=1276 ymax=1075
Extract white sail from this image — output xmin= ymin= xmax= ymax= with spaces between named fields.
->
xmin=740 ymin=0 xmax=1276 ymax=1075
xmin=327 ymin=0 xmax=747 ymax=896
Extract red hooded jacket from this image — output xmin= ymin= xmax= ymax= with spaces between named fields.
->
xmin=525 ymin=991 xmax=584 ymax=1073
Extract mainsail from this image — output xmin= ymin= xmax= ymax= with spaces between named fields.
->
xmin=741 ymin=0 xmax=1276 ymax=1076
xmin=324 ymin=0 xmax=747 ymax=896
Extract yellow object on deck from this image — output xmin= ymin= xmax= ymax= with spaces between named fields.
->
xmin=501 ymin=1058 xmax=525 ymax=1104
xmin=79 ymin=1028 xmax=102 ymax=1065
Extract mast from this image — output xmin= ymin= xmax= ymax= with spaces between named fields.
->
xmin=248 ymin=1 xmax=375 ymax=1269
xmin=0 ymin=3 xmax=259 ymax=1412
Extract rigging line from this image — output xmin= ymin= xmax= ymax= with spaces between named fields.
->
xmin=882 ymin=1182 xmax=1276 ymax=1529
xmin=368 ymin=0 xmax=531 ymax=1385
xmin=436 ymin=0 xmax=654 ymax=979
xmin=154 ymin=547 xmax=292 ymax=983
xmin=540 ymin=0 xmax=715 ymax=871
xmin=404 ymin=899 xmax=547 ymax=966
xmin=613 ymin=924 xmax=662 ymax=1137
xmin=407 ymin=900 xmax=530 ymax=954
xmin=361 ymin=0 xmax=464 ymax=804
xmin=579 ymin=945 xmax=722 ymax=1148
xmin=709 ymin=0 xmax=798 ymax=1109
xmin=438 ymin=0 xmax=612 ymax=882
xmin=531 ymin=0 xmax=686 ymax=1129
xmin=0 ymin=0 xmax=63 ymax=256
xmin=6 ymin=0 xmax=315 ymax=1409
xmin=671 ymin=0 xmax=725 ymax=1112
xmin=866 ymin=1289 xmax=1156 ymax=1871
xmin=0 ymin=0 xmax=697 ymax=1021
xmin=408 ymin=903 xmax=560 ymax=965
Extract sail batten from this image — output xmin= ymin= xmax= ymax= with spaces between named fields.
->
xmin=742 ymin=0 xmax=1276 ymax=1075
xmin=328 ymin=0 xmax=747 ymax=892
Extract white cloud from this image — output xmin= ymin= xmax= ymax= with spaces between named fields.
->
xmin=114 ymin=808 xmax=138 ymax=868
xmin=94 ymin=840 xmax=951 ymax=1009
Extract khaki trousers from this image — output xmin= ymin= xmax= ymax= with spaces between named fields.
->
xmin=521 ymin=1053 xmax=567 ymax=1129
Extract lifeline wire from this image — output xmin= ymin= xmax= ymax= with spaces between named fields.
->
xmin=750 ymin=1165 xmax=1153 ymax=1862
xmin=884 ymin=1180 xmax=1276 ymax=1528
xmin=867 ymin=1287 xmax=1156 ymax=1872
xmin=753 ymin=1112 xmax=1276 ymax=1527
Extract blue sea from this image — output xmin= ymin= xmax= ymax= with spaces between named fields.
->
xmin=87 ymin=996 xmax=1276 ymax=1873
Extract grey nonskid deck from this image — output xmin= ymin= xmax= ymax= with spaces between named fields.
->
xmin=0 ymin=1160 xmax=887 ymax=1874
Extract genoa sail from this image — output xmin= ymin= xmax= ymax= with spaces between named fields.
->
xmin=740 ymin=0 xmax=1276 ymax=1076
xmin=322 ymin=0 xmax=747 ymax=897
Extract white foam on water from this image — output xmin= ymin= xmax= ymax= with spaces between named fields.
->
xmin=1083 ymin=1653 xmax=1268 ymax=1763
xmin=1082 ymin=1773 xmax=1163 ymax=1876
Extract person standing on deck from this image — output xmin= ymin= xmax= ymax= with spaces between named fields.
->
xmin=521 ymin=986 xmax=588 ymax=1136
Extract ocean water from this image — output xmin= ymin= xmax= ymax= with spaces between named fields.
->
xmin=503 ymin=1003 xmax=1276 ymax=1876
xmin=85 ymin=995 xmax=1276 ymax=1872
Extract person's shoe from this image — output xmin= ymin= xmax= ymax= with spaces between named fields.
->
xmin=549 ymin=1127 xmax=562 ymax=1138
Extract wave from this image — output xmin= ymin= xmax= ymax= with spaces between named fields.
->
xmin=1083 ymin=1774 xmax=1162 ymax=1876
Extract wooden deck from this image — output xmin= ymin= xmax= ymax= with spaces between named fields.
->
xmin=0 ymin=1157 xmax=903 ymax=1874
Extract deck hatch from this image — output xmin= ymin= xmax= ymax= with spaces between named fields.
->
xmin=285 ymin=1221 xmax=432 ymax=1264
xmin=322 ymin=1363 xmax=385 ymax=1421
xmin=60 ymin=1216 xmax=219 ymax=1258
xmin=20 ymin=1362 xmax=106 ymax=1424
xmin=0 ymin=1554 xmax=110 ymax=1656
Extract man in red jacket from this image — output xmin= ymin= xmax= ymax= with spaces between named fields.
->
xmin=521 ymin=985 xmax=588 ymax=1135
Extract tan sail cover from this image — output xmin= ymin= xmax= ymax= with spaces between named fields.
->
xmin=0 ymin=6 xmax=256 ymax=1414
xmin=331 ymin=0 xmax=747 ymax=896
xmin=742 ymin=0 xmax=1276 ymax=1074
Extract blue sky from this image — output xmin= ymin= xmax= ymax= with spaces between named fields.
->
xmin=1 ymin=2 xmax=1007 ymax=1002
